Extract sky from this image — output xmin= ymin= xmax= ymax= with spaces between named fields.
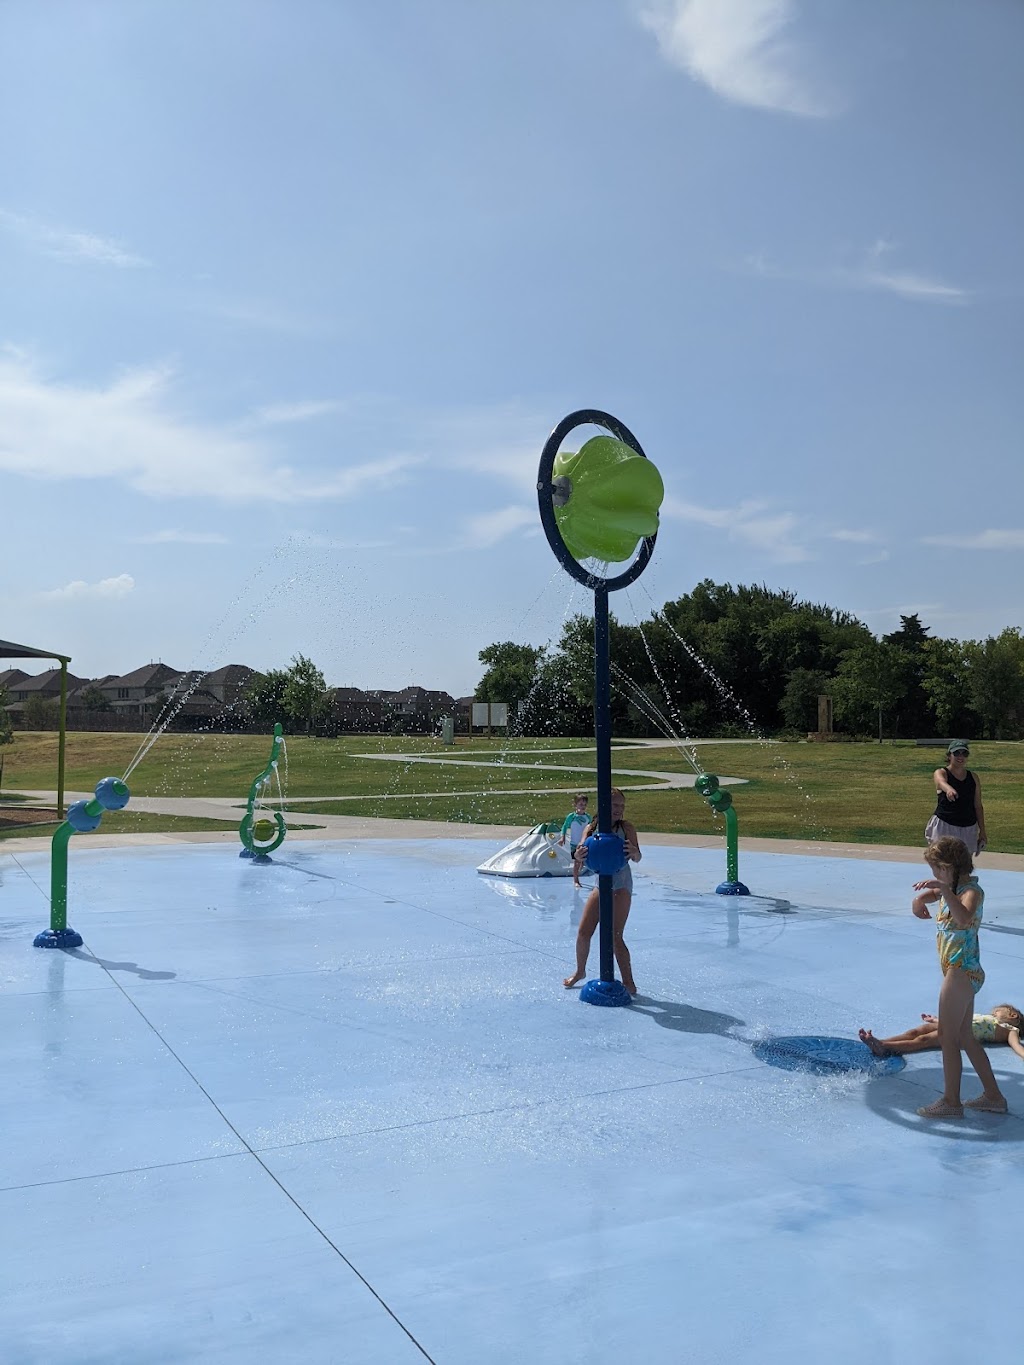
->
xmin=2 ymin=0 xmax=1022 ymax=696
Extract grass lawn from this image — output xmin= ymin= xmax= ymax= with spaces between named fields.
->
xmin=1 ymin=732 xmax=1020 ymax=853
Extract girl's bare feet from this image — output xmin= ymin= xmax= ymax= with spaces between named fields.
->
xmin=858 ymin=1028 xmax=893 ymax=1057
xmin=623 ymin=978 xmax=637 ymax=996
xmin=563 ymin=972 xmax=585 ymax=989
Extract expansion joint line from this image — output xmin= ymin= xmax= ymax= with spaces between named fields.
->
xmin=77 ymin=941 xmax=438 ymax=1365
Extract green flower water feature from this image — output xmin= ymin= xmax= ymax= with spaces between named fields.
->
xmin=553 ymin=435 xmax=664 ymax=564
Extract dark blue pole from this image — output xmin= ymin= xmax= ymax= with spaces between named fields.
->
xmin=593 ymin=585 xmax=615 ymax=983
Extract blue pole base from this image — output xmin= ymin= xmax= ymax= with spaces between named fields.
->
xmin=238 ymin=848 xmax=254 ymax=859
xmin=716 ymin=881 xmax=751 ymax=896
xmin=33 ymin=927 xmax=84 ymax=949
xmin=250 ymin=853 xmax=273 ymax=864
xmin=580 ymin=978 xmax=632 ymax=1007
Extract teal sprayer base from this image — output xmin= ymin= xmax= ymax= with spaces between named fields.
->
xmin=580 ymin=978 xmax=632 ymax=1007
xmin=33 ymin=927 xmax=83 ymax=949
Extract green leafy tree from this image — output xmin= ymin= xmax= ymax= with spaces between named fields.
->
xmin=882 ymin=613 xmax=932 ymax=736
xmin=281 ymin=655 xmax=328 ymax=736
xmin=832 ymin=640 xmax=913 ymax=741
xmin=779 ymin=669 xmax=830 ymax=733
xmin=967 ymin=629 xmax=1024 ymax=740
xmin=243 ymin=668 xmax=290 ymax=729
xmin=921 ymin=638 xmax=975 ymax=735
xmin=78 ymin=685 xmax=111 ymax=711
xmin=0 ymin=685 xmax=13 ymax=746
xmin=24 ymin=695 xmax=60 ymax=730
xmin=475 ymin=642 xmax=544 ymax=704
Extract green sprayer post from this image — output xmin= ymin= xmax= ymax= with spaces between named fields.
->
xmin=238 ymin=723 xmax=287 ymax=859
xmin=724 ymin=805 xmax=740 ymax=886
xmin=49 ymin=809 xmax=97 ymax=934
xmin=35 ymin=777 xmax=131 ymax=948
xmin=694 ymin=773 xmax=750 ymax=896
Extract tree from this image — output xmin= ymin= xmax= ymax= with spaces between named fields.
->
xmin=0 ymin=686 xmax=13 ymax=747
xmin=779 ymin=669 xmax=829 ymax=733
xmin=882 ymin=614 xmax=932 ymax=736
xmin=281 ymin=655 xmax=328 ymax=736
xmin=475 ymin=642 xmax=544 ymax=704
xmin=921 ymin=638 xmax=975 ymax=735
xmin=832 ymin=640 xmax=913 ymax=742
xmin=78 ymin=686 xmax=111 ymax=711
xmin=967 ymin=630 xmax=1024 ymax=740
xmin=24 ymin=695 xmax=60 ymax=730
xmin=244 ymin=668 xmax=290 ymax=729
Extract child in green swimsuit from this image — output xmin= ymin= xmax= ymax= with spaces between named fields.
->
xmin=911 ymin=836 xmax=1009 ymax=1119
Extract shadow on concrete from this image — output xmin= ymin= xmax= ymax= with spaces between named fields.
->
xmin=864 ymin=1062 xmax=1024 ymax=1143
xmin=66 ymin=948 xmax=177 ymax=981
xmin=629 ymin=994 xmax=744 ymax=1037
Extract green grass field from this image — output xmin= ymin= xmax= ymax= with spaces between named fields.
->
xmin=1 ymin=731 xmax=1021 ymax=852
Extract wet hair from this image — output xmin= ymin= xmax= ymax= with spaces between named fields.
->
xmin=924 ymin=836 xmax=974 ymax=884
xmin=581 ymin=788 xmax=626 ymax=842
xmin=573 ymin=793 xmax=588 ymax=804
xmin=993 ymin=1004 xmax=1024 ymax=1032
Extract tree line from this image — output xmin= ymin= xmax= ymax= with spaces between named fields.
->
xmin=475 ymin=580 xmax=1024 ymax=741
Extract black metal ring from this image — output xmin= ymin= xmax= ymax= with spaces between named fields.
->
xmin=536 ymin=409 xmax=657 ymax=591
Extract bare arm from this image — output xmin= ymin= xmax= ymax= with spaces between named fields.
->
xmin=911 ymin=882 xmax=942 ymax=919
xmin=973 ymin=773 xmax=987 ymax=844
xmin=920 ymin=881 xmax=980 ymax=929
xmin=622 ymin=819 xmax=641 ymax=863
xmin=934 ymin=767 xmax=957 ymax=799
xmin=1007 ymin=1027 xmax=1024 ymax=1062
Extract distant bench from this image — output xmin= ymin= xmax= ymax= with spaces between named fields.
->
xmin=915 ymin=739 xmax=953 ymax=747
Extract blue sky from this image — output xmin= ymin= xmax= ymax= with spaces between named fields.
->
xmin=2 ymin=0 xmax=1022 ymax=696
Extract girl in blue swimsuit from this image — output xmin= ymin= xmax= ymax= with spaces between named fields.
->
xmin=911 ymin=836 xmax=1008 ymax=1118
xmin=563 ymin=788 xmax=641 ymax=996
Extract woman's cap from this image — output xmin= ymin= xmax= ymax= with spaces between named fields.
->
xmin=947 ymin=740 xmax=970 ymax=755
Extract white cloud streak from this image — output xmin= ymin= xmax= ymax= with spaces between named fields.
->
xmin=921 ymin=529 xmax=1024 ymax=551
xmin=130 ymin=529 xmax=230 ymax=545
xmin=40 ymin=574 xmax=135 ymax=601
xmin=249 ymin=400 xmax=343 ymax=426
xmin=0 ymin=354 xmax=421 ymax=503
xmin=0 ymin=209 xmax=149 ymax=267
xmin=462 ymin=505 xmax=537 ymax=550
xmin=742 ymin=241 xmax=969 ymax=306
xmin=662 ymin=494 xmax=810 ymax=562
xmin=638 ymin=0 xmax=836 ymax=117
xmin=830 ymin=529 xmax=877 ymax=544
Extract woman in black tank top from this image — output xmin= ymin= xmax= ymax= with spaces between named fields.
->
xmin=925 ymin=742 xmax=987 ymax=856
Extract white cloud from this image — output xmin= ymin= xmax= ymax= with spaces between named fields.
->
xmin=462 ymin=505 xmax=537 ymax=549
xmin=830 ymin=529 xmax=876 ymax=544
xmin=130 ymin=529 xmax=230 ymax=545
xmin=0 ymin=353 xmax=421 ymax=503
xmin=662 ymin=494 xmax=810 ymax=562
xmin=638 ymin=0 xmax=837 ymax=117
xmin=0 ymin=209 xmax=149 ymax=267
xmin=921 ymin=529 xmax=1024 ymax=551
xmin=249 ymin=400 xmax=342 ymax=426
xmin=854 ymin=240 xmax=968 ymax=304
xmin=741 ymin=240 xmax=969 ymax=306
xmin=40 ymin=574 xmax=135 ymax=601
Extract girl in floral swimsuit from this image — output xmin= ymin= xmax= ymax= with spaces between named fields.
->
xmin=911 ymin=836 xmax=1008 ymax=1119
